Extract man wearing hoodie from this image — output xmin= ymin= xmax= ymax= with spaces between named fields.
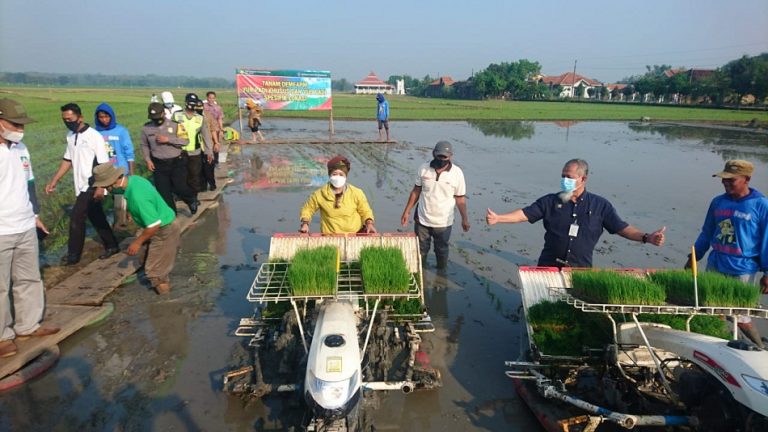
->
xmin=376 ymin=93 xmax=390 ymax=142
xmin=94 ymin=103 xmax=134 ymax=227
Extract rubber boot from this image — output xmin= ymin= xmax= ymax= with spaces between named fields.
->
xmin=739 ymin=322 xmax=765 ymax=348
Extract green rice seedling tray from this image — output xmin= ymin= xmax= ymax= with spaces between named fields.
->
xmin=360 ymin=246 xmax=412 ymax=294
xmin=571 ymin=270 xmax=666 ymax=305
xmin=649 ymin=269 xmax=761 ymax=308
xmin=286 ymin=246 xmax=339 ymax=296
xmin=527 ymin=301 xmax=612 ymax=356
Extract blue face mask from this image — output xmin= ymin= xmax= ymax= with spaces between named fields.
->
xmin=560 ymin=177 xmax=577 ymax=192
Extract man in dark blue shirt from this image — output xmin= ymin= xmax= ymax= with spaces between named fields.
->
xmin=486 ymin=159 xmax=666 ymax=267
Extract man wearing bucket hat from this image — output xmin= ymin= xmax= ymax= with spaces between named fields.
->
xmin=686 ymin=160 xmax=768 ymax=347
xmin=0 ymin=98 xmax=59 ymax=358
xmin=299 ymin=155 xmax=377 ymax=234
xmin=401 ymin=140 xmax=469 ymax=269
xmin=92 ymin=163 xmax=181 ymax=295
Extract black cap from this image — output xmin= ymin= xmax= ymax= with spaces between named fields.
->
xmin=148 ymin=102 xmax=164 ymax=120
xmin=433 ymin=140 xmax=453 ymax=157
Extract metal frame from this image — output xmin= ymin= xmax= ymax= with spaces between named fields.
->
xmin=248 ymin=261 xmax=423 ymax=303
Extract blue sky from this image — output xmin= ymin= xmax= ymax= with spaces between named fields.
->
xmin=1 ymin=0 xmax=766 ymax=84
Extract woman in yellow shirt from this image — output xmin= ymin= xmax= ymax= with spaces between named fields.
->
xmin=299 ymin=156 xmax=377 ymax=234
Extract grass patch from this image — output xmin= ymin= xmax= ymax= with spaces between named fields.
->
xmin=633 ymin=314 xmax=732 ymax=340
xmin=527 ymin=301 xmax=612 ymax=356
xmin=649 ymin=270 xmax=760 ymax=307
xmin=360 ymin=246 xmax=411 ymax=294
xmin=287 ymin=246 xmax=338 ymax=296
xmin=571 ymin=270 xmax=666 ymax=305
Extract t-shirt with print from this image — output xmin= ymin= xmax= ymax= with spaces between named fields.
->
xmin=124 ymin=176 xmax=176 ymax=229
xmin=63 ymin=126 xmax=109 ymax=196
xmin=414 ymin=162 xmax=466 ymax=227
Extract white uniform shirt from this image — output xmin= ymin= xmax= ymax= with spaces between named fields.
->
xmin=0 ymin=141 xmax=36 ymax=235
xmin=63 ymin=126 xmax=109 ymax=196
xmin=414 ymin=162 xmax=466 ymax=227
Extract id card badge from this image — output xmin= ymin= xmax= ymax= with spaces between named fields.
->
xmin=569 ymin=223 xmax=579 ymax=238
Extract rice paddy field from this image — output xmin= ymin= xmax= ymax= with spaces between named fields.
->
xmin=4 ymin=86 xmax=765 ymax=255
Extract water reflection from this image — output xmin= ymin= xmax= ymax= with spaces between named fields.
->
xmin=467 ymin=120 xmax=535 ymax=141
xmin=242 ymin=154 xmax=329 ymax=191
xmin=627 ymin=122 xmax=768 ymax=163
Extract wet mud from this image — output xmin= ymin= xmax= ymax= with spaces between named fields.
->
xmin=1 ymin=120 xmax=767 ymax=431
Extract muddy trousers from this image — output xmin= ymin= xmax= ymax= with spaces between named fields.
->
xmin=202 ymin=152 xmax=218 ymax=190
xmin=139 ymin=219 xmax=181 ymax=288
xmin=415 ymin=220 xmax=452 ymax=269
xmin=68 ymin=188 xmax=118 ymax=260
xmin=0 ymin=228 xmax=45 ymax=340
xmin=152 ymin=155 xmax=196 ymax=213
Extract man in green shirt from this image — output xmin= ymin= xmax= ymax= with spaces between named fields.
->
xmin=92 ymin=163 xmax=181 ymax=294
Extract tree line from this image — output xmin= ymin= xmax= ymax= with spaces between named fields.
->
xmin=384 ymin=53 xmax=768 ymax=107
xmin=0 ymin=71 xmax=233 ymax=88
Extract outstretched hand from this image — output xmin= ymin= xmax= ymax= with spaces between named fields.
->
xmin=647 ymin=226 xmax=666 ymax=246
xmin=486 ymin=208 xmax=498 ymax=225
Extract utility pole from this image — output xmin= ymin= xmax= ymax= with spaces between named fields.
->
xmin=572 ymin=60 xmax=578 ymax=98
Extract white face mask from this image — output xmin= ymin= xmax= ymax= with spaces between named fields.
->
xmin=329 ymin=175 xmax=347 ymax=188
xmin=0 ymin=125 xmax=23 ymax=143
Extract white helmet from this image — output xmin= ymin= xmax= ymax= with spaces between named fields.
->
xmin=161 ymin=91 xmax=175 ymax=105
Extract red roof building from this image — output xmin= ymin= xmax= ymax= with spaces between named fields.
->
xmin=354 ymin=71 xmax=394 ymax=95
xmin=539 ymin=72 xmax=603 ymax=98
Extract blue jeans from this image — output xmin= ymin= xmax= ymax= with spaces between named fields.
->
xmin=415 ymin=220 xmax=452 ymax=268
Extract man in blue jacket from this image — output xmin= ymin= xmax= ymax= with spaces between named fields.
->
xmin=686 ymin=160 xmax=768 ymax=347
xmin=376 ymin=93 xmax=390 ymax=142
xmin=95 ymin=103 xmax=134 ymax=227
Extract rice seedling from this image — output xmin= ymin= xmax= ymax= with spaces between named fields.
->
xmin=634 ymin=314 xmax=732 ymax=340
xmin=571 ymin=270 xmax=666 ymax=305
xmin=649 ymin=270 xmax=760 ymax=307
xmin=287 ymin=246 xmax=338 ymax=296
xmin=360 ymin=247 xmax=412 ymax=294
xmin=527 ymin=301 xmax=612 ymax=356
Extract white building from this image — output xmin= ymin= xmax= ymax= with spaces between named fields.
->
xmin=354 ymin=71 xmax=394 ymax=95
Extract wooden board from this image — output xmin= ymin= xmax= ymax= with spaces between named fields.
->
xmin=47 ymin=191 xmax=223 ymax=306
xmin=0 ymin=304 xmax=107 ymax=379
xmin=239 ymin=139 xmax=397 ymax=145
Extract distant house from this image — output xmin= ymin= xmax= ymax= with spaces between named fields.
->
xmin=604 ymin=83 xmax=629 ymax=101
xmin=664 ymin=68 xmax=715 ymax=82
xmin=539 ymin=72 xmax=603 ymax=98
xmin=424 ymin=76 xmax=455 ymax=97
xmin=354 ymin=71 xmax=394 ymax=95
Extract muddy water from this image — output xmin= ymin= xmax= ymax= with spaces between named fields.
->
xmin=1 ymin=120 xmax=767 ymax=432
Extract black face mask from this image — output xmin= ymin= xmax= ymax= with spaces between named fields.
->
xmin=64 ymin=120 xmax=81 ymax=132
xmin=153 ymin=118 xmax=164 ymax=126
xmin=430 ymin=158 xmax=449 ymax=169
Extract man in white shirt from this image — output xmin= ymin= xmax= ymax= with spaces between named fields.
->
xmin=45 ymin=103 xmax=119 ymax=265
xmin=401 ymin=141 xmax=470 ymax=269
xmin=0 ymin=98 xmax=60 ymax=358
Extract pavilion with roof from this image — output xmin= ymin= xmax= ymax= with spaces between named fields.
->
xmin=354 ymin=71 xmax=394 ymax=95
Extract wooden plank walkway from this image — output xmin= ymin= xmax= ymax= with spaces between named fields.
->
xmin=0 ymin=304 xmax=108 ymax=379
xmin=2 ymin=146 xmax=234 ymax=380
xmin=239 ymin=139 xmax=398 ymax=145
xmin=47 ymin=185 xmax=225 ymax=306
